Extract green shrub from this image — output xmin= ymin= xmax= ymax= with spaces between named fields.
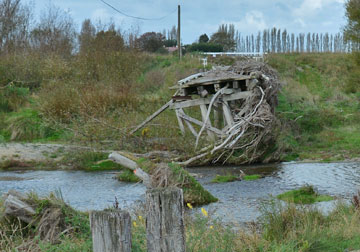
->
xmin=6 ymin=109 xmax=58 ymax=141
xmin=117 ymin=169 xmax=140 ymax=182
xmin=0 ymin=85 xmax=29 ymax=112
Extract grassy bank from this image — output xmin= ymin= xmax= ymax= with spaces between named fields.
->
xmin=1 ymin=192 xmax=360 ymax=251
xmin=268 ymin=53 xmax=360 ymax=162
xmin=0 ymin=52 xmax=359 ymax=163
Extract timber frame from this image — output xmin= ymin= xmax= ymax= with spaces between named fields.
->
xmin=130 ymin=68 xmax=258 ymax=142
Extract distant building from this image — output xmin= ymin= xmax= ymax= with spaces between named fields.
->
xmin=166 ymin=46 xmax=178 ymax=53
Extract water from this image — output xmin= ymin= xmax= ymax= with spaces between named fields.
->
xmin=0 ymin=170 xmax=145 ymax=211
xmin=1 ymin=162 xmax=360 ymax=223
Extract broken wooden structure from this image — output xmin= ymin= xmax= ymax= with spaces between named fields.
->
xmin=131 ymin=66 xmax=265 ymax=143
xmin=131 ymin=60 xmax=280 ymax=165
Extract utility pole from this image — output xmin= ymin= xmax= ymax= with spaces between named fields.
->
xmin=177 ymin=5 xmax=182 ymax=59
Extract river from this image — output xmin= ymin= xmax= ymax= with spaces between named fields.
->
xmin=1 ymin=162 xmax=360 ymax=223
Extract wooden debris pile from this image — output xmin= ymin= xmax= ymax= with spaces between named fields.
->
xmin=131 ymin=59 xmax=281 ymax=165
xmin=1 ymin=190 xmax=87 ymax=245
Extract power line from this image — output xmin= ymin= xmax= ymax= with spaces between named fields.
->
xmin=99 ymin=0 xmax=177 ymax=21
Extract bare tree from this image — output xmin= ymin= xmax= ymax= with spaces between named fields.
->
xmin=30 ymin=3 xmax=76 ymax=56
xmin=276 ymin=29 xmax=281 ymax=53
xmin=291 ymin=33 xmax=295 ymax=52
xmin=282 ymin=29 xmax=287 ymax=53
xmin=210 ymin=24 xmax=236 ymax=51
xmin=256 ymin=31 xmax=261 ymax=52
xmin=262 ymin=29 xmax=267 ymax=53
xmin=79 ymin=19 xmax=96 ymax=54
xmin=306 ymin=33 xmax=311 ymax=52
xmin=0 ymin=0 xmax=32 ymax=54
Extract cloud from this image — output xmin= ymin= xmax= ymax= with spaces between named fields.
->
xmin=294 ymin=0 xmax=345 ymax=17
xmin=294 ymin=0 xmax=323 ymax=17
xmin=232 ymin=11 xmax=267 ymax=33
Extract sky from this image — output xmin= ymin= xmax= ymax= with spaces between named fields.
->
xmin=23 ymin=0 xmax=347 ymax=44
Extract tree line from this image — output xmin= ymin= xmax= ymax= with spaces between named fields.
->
xmin=1 ymin=0 xmax=358 ymax=56
xmin=236 ymin=28 xmax=358 ymax=53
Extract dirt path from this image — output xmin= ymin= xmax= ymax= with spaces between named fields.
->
xmin=0 ymin=143 xmax=86 ymax=163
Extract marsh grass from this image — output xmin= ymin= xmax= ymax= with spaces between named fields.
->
xmin=1 ymin=192 xmax=360 ymax=251
xmin=243 ymin=174 xmax=262 ymax=181
xmin=268 ymin=53 xmax=360 ymax=161
xmin=62 ymin=151 xmax=123 ymax=171
xmin=277 ymin=185 xmax=334 ymax=204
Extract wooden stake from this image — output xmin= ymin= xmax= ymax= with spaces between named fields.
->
xmin=146 ymin=188 xmax=186 ymax=252
xmin=90 ymin=210 xmax=132 ymax=252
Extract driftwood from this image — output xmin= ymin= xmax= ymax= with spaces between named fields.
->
xmin=90 ymin=210 xmax=132 ymax=252
xmin=3 ymin=190 xmax=36 ymax=224
xmin=146 ymin=188 xmax=186 ymax=252
xmin=109 ymin=152 xmax=152 ymax=188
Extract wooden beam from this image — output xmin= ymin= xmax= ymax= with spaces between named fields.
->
xmin=170 ymin=91 xmax=251 ymax=110
xmin=175 ymin=109 xmax=185 ymax=135
xmin=179 ymin=108 xmax=197 ymax=137
xmin=130 ymin=100 xmax=173 ymax=135
xmin=222 ymin=101 xmax=234 ymax=127
xmin=200 ymin=105 xmax=215 ymax=141
xmin=178 ymin=112 xmax=223 ymax=136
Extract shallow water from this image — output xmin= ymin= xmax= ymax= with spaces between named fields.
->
xmin=1 ymin=162 xmax=360 ymax=223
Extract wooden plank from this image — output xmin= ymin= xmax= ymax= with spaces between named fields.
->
xmin=222 ymin=101 xmax=234 ymax=127
xmin=200 ymin=104 xmax=215 ymax=141
xmin=90 ymin=210 xmax=132 ymax=252
xmin=130 ymin=100 xmax=173 ymax=135
xmin=179 ymin=108 xmax=197 ymax=137
xmin=170 ymin=91 xmax=251 ymax=109
xmin=146 ymin=188 xmax=186 ymax=252
xmin=175 ymin=109 xmax=185 ymax=134
xmin=178 ymin=112 xmax=223 ymax=136
xmin=169 ymin=75 xmax=252 ymax=90
xmin=178 ymin=73 xmax=203 ymax=85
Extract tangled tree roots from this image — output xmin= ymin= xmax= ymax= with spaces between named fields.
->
xmin=181 ymin=59 xmax=282 ymax=166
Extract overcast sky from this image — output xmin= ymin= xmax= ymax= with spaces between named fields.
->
xmin=24 ymin=0 xmax=346 ymax=44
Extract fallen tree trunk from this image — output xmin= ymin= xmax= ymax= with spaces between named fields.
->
xmin=109 ymin=152 xmax=152 ymax=188
xmin=3 ymin=190 xmax=36 ymax=224
xmin=108 ymin=152 xmax=218 ymax=205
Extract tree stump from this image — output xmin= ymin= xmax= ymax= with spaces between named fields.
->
xmin=90 ymin=210 xmax=132 ymax=252
xmin=146 ymin=187 xmax=186 ymax=252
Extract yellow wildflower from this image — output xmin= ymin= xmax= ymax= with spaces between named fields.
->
xmin=133 ymin=221 xmax=137 ymax=227
xmin=210 ymin=225 xmax=214 ymax=229
xmin=138 ymin=215 xmax=143 ymax=220
xmin=201 ymin=208 xmax=208 ymax=217
xmin=187 ymin=203 xmax=193 ymax=209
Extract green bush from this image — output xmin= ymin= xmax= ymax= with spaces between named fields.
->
xmin=5 ymin=109 xmax=58 ymax=141
xmin=0 ymin=85 xmax=29 ymax=112
xmin=187 ymin=42 xmax=223 ymax=52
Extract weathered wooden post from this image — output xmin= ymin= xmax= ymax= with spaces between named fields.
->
xmin=146 ymin=187 xmax=186 ymax=252
xmin=90 ymin=210 xmax=132 ymax=252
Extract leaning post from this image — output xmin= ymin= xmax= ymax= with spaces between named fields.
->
xmin=90 ymin=210 xmax=132 ymax=252
xmin=146 ymin=187 xmax=186 ymax=252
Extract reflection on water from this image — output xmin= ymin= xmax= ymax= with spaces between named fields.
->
xmin=1 ymin=162 xmax=360 ymax=223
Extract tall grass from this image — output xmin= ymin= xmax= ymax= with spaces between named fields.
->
xmin=268 ymin=53 xmax=360 ymax=161
xmin=2 ymin=195 xmax=360 ymax=252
